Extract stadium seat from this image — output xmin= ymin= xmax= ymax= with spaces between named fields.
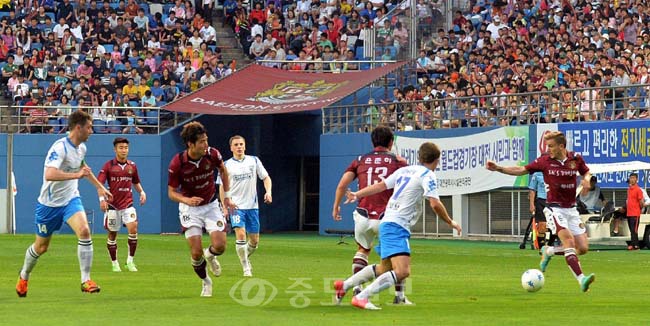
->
xmin=145 ymin=110 xmax=159 ymax=125
xmin=31 ymin=43 xmax=43 ymax=50
xmin=103 ymin=44 xmax=113 ymax=53
xmin=93 ymin=120 xmax=107 ymax=133
xmin=129 ymin=57 xmax=139 ymax=66
xmin=48 ymin=119 xmax=60 ymax=133
xmin=114 ymin=63 xmax=126 ymax=72
xmin=107 ymin=120 xmax=122 ymax=133
xmin=38 ymin=81 xmax=50 ymax=90
xmin=129 ymin=101 xmax=139 ymax=107
xmin=163 ymin=4 xmax=174 ymax=14
xmin=149 ymin=3 xmax=163 ymax=16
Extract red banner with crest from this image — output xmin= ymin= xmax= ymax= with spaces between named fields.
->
xmin=162 ymin=62 xmax=407 ymax=115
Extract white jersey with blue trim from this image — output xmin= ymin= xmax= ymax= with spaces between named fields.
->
xmin=38 ymin=137 xmax=87 ymax=207
xmin=381 ymin=165 xmax=439 ymax=233
xmin=222 ymin=155 xmax=269 ymax=209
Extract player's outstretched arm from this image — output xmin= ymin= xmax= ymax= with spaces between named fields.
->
xmin=486 ymin=160 xmax=528 ymax=176
xmin=428 ymin=197 xmax=461 ymax=235
xmin=333 ymin=171 xmax=355 ymax=221
xmin=345 ymin=181 xmax=387 ymax=204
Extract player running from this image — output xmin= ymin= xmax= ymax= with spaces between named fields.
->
xmin=334 ymin=142 xmax=462 ymax=310
xmin=168 ymin=122 xmax=236 ymax=297
xmin=332 ymin=126 xmax=409 ymax=304
xmin=487 ymin=131 xmax=596 ymax=292
xmin=16 ymin=110 xmax=112 ymax=297
xmin=98 ymin=137 xmax=146 ymax=272
xmin=219 ymin=135 xmax=272 ymax=277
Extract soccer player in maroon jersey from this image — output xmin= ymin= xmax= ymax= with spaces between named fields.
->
xmin=98 ymin=137 xmax=146 ymax=272
xmin=487 ymin=131 xmax=596 ymax=292
xmin=167 ymin=122 xmax=236 ymax=297
xmin=332 ymin=126 xmax=410 ymax=304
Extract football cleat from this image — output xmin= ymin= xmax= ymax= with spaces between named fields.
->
xmin=351 ymin=296 xmax=381 ymax=310
xmin=112 ymin=262 xmax=122 ymax=272
xmin=393 ymin=295 xmax=414 ymax=305
xmin=204 ymin=248 xmax=222 ymax=277
xmin=539 ymin=245 xmax=552 ymax=272
xmin=333 ymin=280 xmax=346 ymax=305
xmin=81 ymin=280 xmax=101 ymax=293
xmin=580 ymin=273 xmax=595 ymax=293
xmin=16 ymin=277 xmax=28 ymax=297
xmin=125 ymin=261 xmax=138 ymax=272
xmin=201 ymin=277 xmax=213 ymax=297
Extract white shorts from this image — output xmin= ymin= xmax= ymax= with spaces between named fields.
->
xmin=179 ymin=199 xmax=226 ymax=238
xmin=353 ymin=210 xmax=380 ymax=250
xmin=103 ymin=207 xmax=137 ymax=232
xmin=543 ymin=206 xmax=586 ymax=236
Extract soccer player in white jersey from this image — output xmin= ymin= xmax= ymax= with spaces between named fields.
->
xmin=16 ymin=110 xmax=113 ymax=297
xmin=219 ymin=135 xmax=272 ymax=277
xmin=333 ymin=142 xmax=462 ymax=310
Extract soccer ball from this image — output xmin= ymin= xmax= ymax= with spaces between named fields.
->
xmin=521 ymin=269 xmax=545 ymax=292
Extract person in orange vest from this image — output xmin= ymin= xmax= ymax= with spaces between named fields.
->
xmin=625 ymin=173 xmax=645 ymax=250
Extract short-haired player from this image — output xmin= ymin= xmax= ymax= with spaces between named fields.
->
xmin=98 ymin=137 xmax=146 ymax=272
xmin=16 ymin=110 xmax=112 ymax=297
xmin=219 ymin=135 xmax=272 ymax=277
xmin=487 ymin=131 xmax=596 ymax=292
xmin=168 ymin=122 xmax=236 ymax=296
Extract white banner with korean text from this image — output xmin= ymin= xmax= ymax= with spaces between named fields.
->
xmin=393 ymin=127 xmax=530 ymax=196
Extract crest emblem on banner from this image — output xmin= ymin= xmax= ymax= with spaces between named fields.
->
xmin=249 ymin=80 xmax=347 ymax=104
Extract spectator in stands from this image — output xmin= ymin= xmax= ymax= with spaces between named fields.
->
xmin=122 ymin=108 xmax=143 ymax=134
xmin=27 ymin=101 xmax=51 ymax=134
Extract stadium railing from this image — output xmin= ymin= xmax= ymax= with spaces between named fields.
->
xmin=0 ymin=105 xmax=196 ymax=134
xmin=322 ymin=83 xmax=650 ymax=134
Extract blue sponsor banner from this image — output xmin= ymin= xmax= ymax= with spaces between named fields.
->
xmin=558 ymin=121 xmax=650 ymax=188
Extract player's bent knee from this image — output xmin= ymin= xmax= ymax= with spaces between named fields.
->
xmin=34 ymin=243 xmax=49 ymax=255
xmin=76 ymin=227 xmax=91 ymax=239
xmin=393 ymin=267 xmax=410 ymax=281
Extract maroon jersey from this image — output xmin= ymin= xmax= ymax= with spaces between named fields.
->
xmin=525 ymin=152 xmax=589 ymax=208
xmin=346 ymin=147 xmax=407 ymax=219
xmin=168 ymin=147 xmax=223 ymax=205
xmin=98 ymin=159 xmax=141 ymax=210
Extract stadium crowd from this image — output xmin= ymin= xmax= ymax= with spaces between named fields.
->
xmin=220 ymin=0 xmax=650 ymax=129
xmin=1 ymin=0 xmax=232 ymax=133
xmin=2 ymin=0 xmax=650 ymax=133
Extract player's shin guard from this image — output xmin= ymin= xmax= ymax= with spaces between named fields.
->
xmin=107 ymin=239 xmax=118 ymax=261
xmin=20 ymin=244 xmax=40 ymax=280
xmin=127 ymin=234 xmax=137 ymax=263
xmin=352 ymin=252 xmax=368 ymax=275
xmin=564 ymin=248 xmax=583 ymax=280
xmin=357 ymin=271 xmax=397 ymax=300
xmin=247 ymin=241 xmax=257 ymax=257
xmin=191 ymin=257 xmax=208 ymax=279
xmin=78 ymin=239 xmax=94 ymax=283
xmin=344 ymin=264 xmax=377 ymax=291
xmin=235 ymin=240 xmax=249 ymax=268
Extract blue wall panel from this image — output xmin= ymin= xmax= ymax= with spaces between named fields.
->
xmin=12 ymin=134 xmax=162 ymax=234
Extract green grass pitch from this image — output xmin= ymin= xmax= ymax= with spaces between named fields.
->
xmin=1 ymin=233 xmax=649 ymax=325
